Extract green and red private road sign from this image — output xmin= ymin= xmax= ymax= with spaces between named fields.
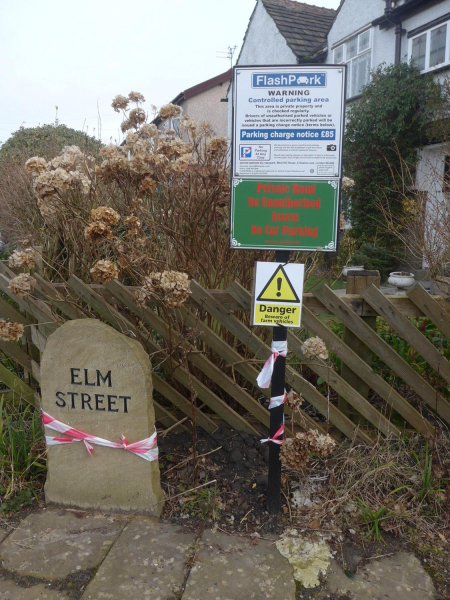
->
xmin=231 ymin=178 xmax=339 ymax=251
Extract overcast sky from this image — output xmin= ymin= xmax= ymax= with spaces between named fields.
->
xmin=0 ymin=0 xmax=340 ymax=146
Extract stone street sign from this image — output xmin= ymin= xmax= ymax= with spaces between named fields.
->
xmin=41 ymin=319 xmax=164 ymax=515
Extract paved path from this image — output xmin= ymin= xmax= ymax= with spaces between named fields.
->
xmin=0 ymin=509 xmax=436 ymax=599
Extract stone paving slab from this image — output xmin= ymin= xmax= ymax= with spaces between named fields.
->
xmin=0 ymin=510 xmax=126 ymax=581
xmin=81 ymin=519 xmax=197 ymax=599
xmin=0 ymin=576 xmax=69 ymax=599
xmin=182 ymin=530 xmax=296 ymax=600
xmin=318 ymin=552 xmax=436 ymax=599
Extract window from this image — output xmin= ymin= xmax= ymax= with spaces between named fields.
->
xmin=443 ymin=156 xmax=450 ymax=195
xmin=334 ymin=29 xmax=372 ymax=99
xmin=162 ymin=117 xmax=181 ymax=135
xmin=410 ymin=21 xmax=450 ymax=72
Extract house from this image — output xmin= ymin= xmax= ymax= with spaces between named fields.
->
xmin=228 ymin=0 xmax=337 ymax=134
xmin=154 ymin=69 xmax=232 ymax=138
xmin=232 ymin=0 xmax=450 ymax=266
xmin=234 ymin=0 xmax=450 ymax=106
xmin=328 ymin=0 xmax=450 ymax=210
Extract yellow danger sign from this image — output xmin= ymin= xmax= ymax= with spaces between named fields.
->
xmin=256 ymin=265 xmax=299 ymax=303
xmin=252 ymin=262 xmax=304 ymax=328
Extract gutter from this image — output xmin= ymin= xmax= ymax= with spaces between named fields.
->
xmin=373 ymin=0 xmax=443 ymax=29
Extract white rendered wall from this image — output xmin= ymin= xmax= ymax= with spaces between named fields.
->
xmin=228 ymin=0 xmax=297 ymax=136
xmin=238 ymin=0 xmax=297 ymax=66
xmin=416 ymin=144 xmax=449 ymax=268
xmin=327 ymin=0 xmax=395 ymax=82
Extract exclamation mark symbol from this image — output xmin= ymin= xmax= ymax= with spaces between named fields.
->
xmin=276 ymin=277 xmax=282 ymax=297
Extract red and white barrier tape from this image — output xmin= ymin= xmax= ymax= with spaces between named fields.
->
xmin=42 ymin=412 xmax=158 ymax=462
xmin=260 ymin=422 xmax=284 ymax=445
xmin=268 ymin=391 xmax=286 ymax=410
xmin=256 ymin=341 xmax=288 ymax=389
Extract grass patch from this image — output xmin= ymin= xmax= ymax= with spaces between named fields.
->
xmin=304 ymin=275 xmax=346 ymax=293
xmin=0 ymin=397 xmax=46 ymax=512
xmin=320 ymin=433 xmax=450 ymax=541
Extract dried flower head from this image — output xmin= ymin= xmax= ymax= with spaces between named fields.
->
xmin=207 ymin=137 xmax=228 ymax=157
xmin=34 ymin=167 xmax=72 ymax=198
xmin=90 ymin=206 xmax=120 ymax=226
xmin=301 ymin=337 xmax=328 ymax=361
xmin=342 ymin=176 xmax=355 ymax=190
xmin=36 ymin=197 xmax=59 ymax=219
xmin=65 ymin=170 xmax=89 ymax=195
xmin=24 ymin=156 xmax=47 ymax=176
xmin=90 ymin=260 xmax=119 ymax=283
xmin=128 ymin=108 xmax=146 ymax=127
xmin=139 ymin=123 xmax=158 ymax=138
xmin=125 ymin=132 xmax=139 ymax=147
xmin=124 ymin=215 xmax=142 ymax=237
xmin=49 ymin=146 xmax=86 ymax=171
xmin=159 ymin=103 xmax=182 ymax=121
xmin=280 ymin=430 xmax=336 ymax=470
xmin=173 ymin=153 xmax=192 ymax=173
xmin=139 ymin=176 xmax=158 ymax=195
xmin=8 ymin=274 xmax=36 ymax=298
xmin=100 ymin=144 xmax=125 ymax=161
xmin=180 ymin=115 xmax=197 ymax=132
xmin=285 ymin=390 xmax=304 ymax=411
xmin=121 ymin=119 xmax=133 ymax=133
xmin=97 ymin=146 xmax=128 ymax=179
xmin=112 ymin=94 xmax=129 ymax=112
xmin=8 ymin=248 xmax=36 ymax=270
xmin=84 ymin=221 xmax=113 ymax=243
xmin=128 ymin=91 xmax=145 ymax=104
xmin=136 ymin=270 xmax=190 ymax=308
xmin=339 ymin=213 xmax=347 ymax=230
xmin=0 ymin=320 xmax=24 ymax=342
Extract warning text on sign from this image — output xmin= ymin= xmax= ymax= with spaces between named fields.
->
xmin=254 ymin=304 xmax=300 ymax=326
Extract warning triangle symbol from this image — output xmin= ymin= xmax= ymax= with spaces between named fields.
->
xmin=257 ymin=265 xmax=300 ymax=303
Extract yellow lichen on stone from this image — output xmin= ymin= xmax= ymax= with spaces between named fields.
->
xmin=275 ymin=530 xmax=331 ymax=588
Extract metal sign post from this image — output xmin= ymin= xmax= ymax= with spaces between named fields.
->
xmin=267 ymin=249 xmax=290 ymax=514
xmin=230 ymin=63 xmax=346 ymax=515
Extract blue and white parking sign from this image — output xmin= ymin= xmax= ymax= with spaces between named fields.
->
xmin=252 ymin=72 xmax=327 ymax=88
xmin=232 ymin=65 xmax=346 ymax=180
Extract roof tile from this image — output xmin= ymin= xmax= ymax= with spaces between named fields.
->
xmin=261 ymin=0 xmax=336 ymax=59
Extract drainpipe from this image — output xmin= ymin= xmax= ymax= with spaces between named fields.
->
xmin=395 ymin=22 xmax=403 ymax=64
xmin=385 ymin=0 xmax=402 ymax=65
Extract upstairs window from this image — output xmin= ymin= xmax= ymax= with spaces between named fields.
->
xmin=334 ymin=29 xmax=372 ymax=99
xmin=410 ymin=21 xmax=450 ymax=72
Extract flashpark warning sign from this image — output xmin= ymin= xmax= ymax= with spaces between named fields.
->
xmin=232 ymin=65 xmax=346 ymax=180
xmin=252 ymin=262 xmax=304 ymax=328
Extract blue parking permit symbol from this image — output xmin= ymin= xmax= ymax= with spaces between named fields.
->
xmin=240 ymin=146 xmax=252 ymax=158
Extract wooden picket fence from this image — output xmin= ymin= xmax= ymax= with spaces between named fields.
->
xmin=1 ymin=258 xmax=450 ymax=444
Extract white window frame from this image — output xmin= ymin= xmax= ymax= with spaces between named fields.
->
xmin=333 ymin=28 xmax=372 ymax=99
xmin=409 ymin=20 xmax=450 ymax=73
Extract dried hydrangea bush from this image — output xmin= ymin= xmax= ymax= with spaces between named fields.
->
xmin=8 ymin=248 xmax=36 ymax=270
xmin=8 ymin=273 xmax=37 ymax=298
xmin=135 ymin=271 xmax=190 ymax=308
xmin=8 ymin=91 xmax=274 ymax=295
xmin=281 ymin=430 xmax=336 ymax=470
xmin=90 ymin=260 xmax=119 ymax=284
xmin=0 ymin=320 xmax=24 ymax=342
xmin=301 ymin=337 xmax=329 ymax=361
